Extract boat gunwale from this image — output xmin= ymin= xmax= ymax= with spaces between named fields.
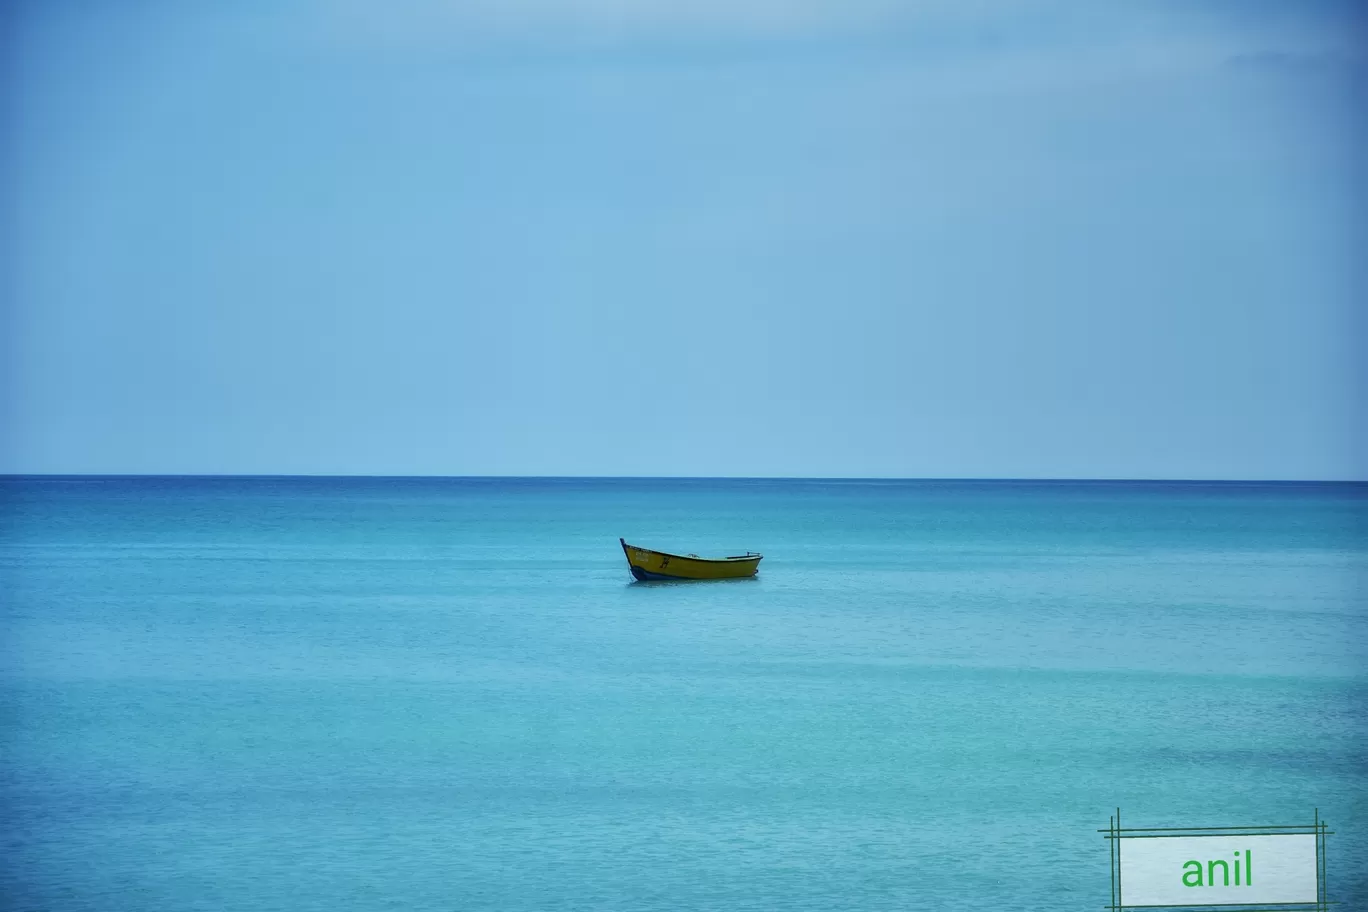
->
xmin=619 ymin=538 xmax=762 ymax=564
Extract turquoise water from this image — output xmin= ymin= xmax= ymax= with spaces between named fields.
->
xmin=2 ymin=477 xmax=1365 ymax=910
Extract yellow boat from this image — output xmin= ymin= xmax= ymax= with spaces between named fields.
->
xmin=620 ymin=538 xmax=763 ymax=581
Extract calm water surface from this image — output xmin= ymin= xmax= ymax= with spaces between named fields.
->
xmin=2 ymin=477 xmax=1365 ymax=910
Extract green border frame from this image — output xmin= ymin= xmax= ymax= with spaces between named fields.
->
xmin=1100 ymin=809 xmax=1333 ymax=912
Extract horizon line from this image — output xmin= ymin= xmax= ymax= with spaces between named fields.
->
xmin=2 ymin=473 xmax=1365 ymax=485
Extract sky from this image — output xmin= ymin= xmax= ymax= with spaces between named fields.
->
xmin=2 ymin=0 xmax=1365 ymax=479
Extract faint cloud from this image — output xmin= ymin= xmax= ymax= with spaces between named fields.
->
xmin=301 ymin=0 xmax=1352 ymax=78
xmin=1223 ymin=48 xmax=1368 ymax=90
xmin=1227 ymin=50 xmax=1348 ymax=70
xmin=312 ymin=0 xmax=1069 ymax=48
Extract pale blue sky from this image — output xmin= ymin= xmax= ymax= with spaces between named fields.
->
xmin=3 ymin=1 xmax=1364 ymax=478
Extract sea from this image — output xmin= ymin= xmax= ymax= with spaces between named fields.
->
xmin=1 ymin=476 xmax=1365 ymax=911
